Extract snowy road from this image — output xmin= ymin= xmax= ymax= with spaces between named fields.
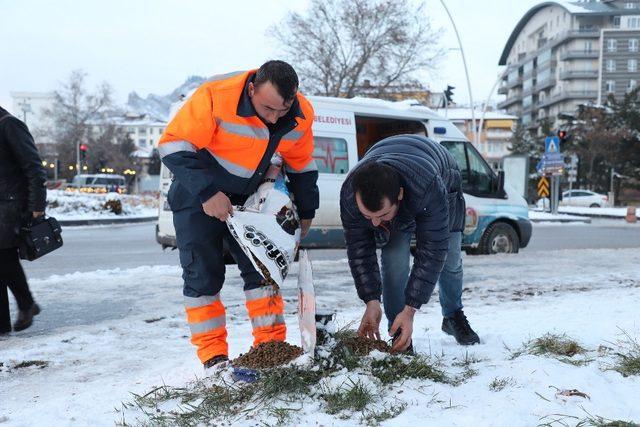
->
xmin=2 ymin=246 xmax=640 ymax=426
xmin=20 ymin=220 xmax=640 ymax=279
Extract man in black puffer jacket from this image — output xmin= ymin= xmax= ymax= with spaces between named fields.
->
xmin=0 ymin=106 xmax=46 ymax=334
xmin=340 ymin=134 xmax=480 ymax=352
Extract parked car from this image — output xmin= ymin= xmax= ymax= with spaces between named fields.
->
xmin=157 ymin=96 xmax=532 ymax=255
xmin=67 ymin=174 xmax=127 ymax=194
xmin=561 ymin=190 xmax=609 ymax=207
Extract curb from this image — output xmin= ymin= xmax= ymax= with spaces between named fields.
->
xmin=554 ymin=212 xmax=638 ymax=220
xmin=530 ymin=217 xmax=591 ymax=224
xmin=58 ymin=216 xmax=158 ymax=226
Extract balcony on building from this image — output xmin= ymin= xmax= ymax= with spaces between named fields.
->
xmin=560 ymin=50 xmax=599 ymax=61
xmin=559 ymin=70 xmax=599 ymax=80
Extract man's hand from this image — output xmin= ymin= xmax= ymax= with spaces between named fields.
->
xmin=300 ymin=218 xmax=312 ymax=239
xmin=32 ymin=211 xmax=45 ymax=218
xmin=202 ymin=192 xmax=233 ymax=221
xmin=358 ymin=300 xmax=382 ymax=341
xmin=389 ymin=305 xmax=416 ymax=353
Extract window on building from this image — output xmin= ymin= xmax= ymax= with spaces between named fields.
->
xmin=139 ymin=139 xmax=147 ymax=147
xmin=628 ymin=59 xmax=638 ymax=72
xmin=606 ymin=80 xmax=616 ymax=93
xmin=614 ymin=16 xmax=621 ymax=27
xmin=629 ymin=80 xmax=637 ymax=92
xmin=607 ymin=39 xmax=617 ymax=52
xmin=627 ymin=17 xmax=640 ymax=28
xmin=625 ymin=2 xmax=636 ymax=9
xmin=585 ymin=41 xmax=593 ymax=52
xmin=630 ymin=39 xmax=639 ymax=52
xmin=606 ymin=59 xmax=617 ymax=72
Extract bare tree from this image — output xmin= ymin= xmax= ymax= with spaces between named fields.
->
xmin=270 ymin=0 xmax=442 ymax=98
xmin=41 ymin=70 xmax=113 ymax=179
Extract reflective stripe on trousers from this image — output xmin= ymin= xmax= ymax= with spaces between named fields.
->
xmin=184 ymin=294 xmax=228 ymax=362
xmin=244 ymin=285 xmax=286 ymax=346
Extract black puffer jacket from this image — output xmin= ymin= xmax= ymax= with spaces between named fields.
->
xmin=0 ymin=107 xmax=47 ymax=249
xmin=340 ymin=135 xmax=465 ymax=309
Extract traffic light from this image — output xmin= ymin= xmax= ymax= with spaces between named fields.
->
xmin=444 ymin=85 xmax=455 ymax=105
xmin=79 ymin=143 xmax=88 ymax=161
xmin=557 ymin=130 xmax=569 ymax=144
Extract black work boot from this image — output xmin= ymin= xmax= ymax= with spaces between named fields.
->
xmin=204 ymin=355 xmax=229 ymax=369
xmin=13 ymin=303 xmax=40 ymax=332
xmin=441 ymin=310 xmax=480 ymax=345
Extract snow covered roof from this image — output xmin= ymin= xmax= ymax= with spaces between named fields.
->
xmin=438 ymin=108 xmax=517 ymax=121
xmin=308 ymin=95 xmax=443 ymax=120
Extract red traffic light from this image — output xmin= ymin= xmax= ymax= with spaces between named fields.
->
xmin=557 ymin=130 xmax=567 ymax=139
xmin=79 ymin=143 xmax=88 ymax=151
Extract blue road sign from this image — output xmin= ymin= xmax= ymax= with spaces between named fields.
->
xmin=545 ymin=136 xmax=560 ymax=154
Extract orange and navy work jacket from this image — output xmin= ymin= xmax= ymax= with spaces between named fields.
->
xmin=158 ymin=70 xmax=319 ymax=219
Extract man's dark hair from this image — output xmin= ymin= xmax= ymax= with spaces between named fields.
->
xmin=254 ymin=60 xmax=299 ymax=102
xmin=351 ymin=162 xmax=401 ymax=211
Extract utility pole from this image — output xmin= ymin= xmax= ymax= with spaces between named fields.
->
xmin=439 ymin=0 xmax=477 ymax=145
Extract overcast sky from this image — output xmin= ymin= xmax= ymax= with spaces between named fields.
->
xmin=0 ymin=0 xmax=544 ymax=114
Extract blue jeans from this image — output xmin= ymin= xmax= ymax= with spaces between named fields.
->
xmin=381 ymin=230 xmax=463 ymax=329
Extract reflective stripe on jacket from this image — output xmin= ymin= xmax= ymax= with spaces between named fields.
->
xmin=158 ymin=70 xmax=319 ymax=218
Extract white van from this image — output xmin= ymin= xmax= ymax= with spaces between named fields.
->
xmin=156 ymin=96 xmax=531 ymax=254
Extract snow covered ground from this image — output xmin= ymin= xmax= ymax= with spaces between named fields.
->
xmin=46 ymin=190 xmax=158 ymax=221
xmin=528 ymin=211 xmax=590 ymax=223
xmin=533 ymin=203 xmax=639 ymax=219
xmin=1 ymin=248 xmax=639 ymax=426
xmin=557 ymin=206 xmax=639 ymax=218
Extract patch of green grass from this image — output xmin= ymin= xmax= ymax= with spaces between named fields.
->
xmin=510 ymin=333 xmax=591 ymax=366
xmin=530 ymin=333 xmax=586 ymax=357
xmin=13 ymin=360 xmax=48 ymax=369
xmin=258 ymin=366 xmax=325 ymax=400
xmin=538 ymin=409 xmax=639 ymax=427
xmin=610 ymin=330 xmax=640 ymax=377
xmin=322 ymin=379 xmax=375 ymax=415
xmin=371 ymin=354 xmax=450 ymax=385
xmin=361 ymin=401 xmax=408 ymax=425
xmin=488 ymin=376 xmax=514 ymax=392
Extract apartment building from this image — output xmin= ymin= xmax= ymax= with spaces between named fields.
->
xmin=498 ymin=0 xmax=640 ymax=129
xmin=443 ymin=108 xmax=517 ymax=170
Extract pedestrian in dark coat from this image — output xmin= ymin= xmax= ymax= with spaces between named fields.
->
xmin=340 ymin=135 xmax=480 ymax=352
xmin=0 ymin=106 xmax=46 ymax=334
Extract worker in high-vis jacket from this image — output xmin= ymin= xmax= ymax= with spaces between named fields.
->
xmin=158 ymin=61 xmax=318 ymax=369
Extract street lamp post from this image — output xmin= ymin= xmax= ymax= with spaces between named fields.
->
xmin=479 ymin=69 xmax=509 ymax=155
xmin=439 ymin=0 xmax=477 ymax=145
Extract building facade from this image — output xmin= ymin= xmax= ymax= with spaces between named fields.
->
xmin=498 ymin=0 xmax=640 ymax=129
xmin=443 ymin=108 xmax=517 ymax=170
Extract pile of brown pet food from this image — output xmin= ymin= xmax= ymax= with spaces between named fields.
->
xmin=233 ymin=341 xmax=303 ymax=369
xmin=341 ymin=335 xmax=391 ymax=356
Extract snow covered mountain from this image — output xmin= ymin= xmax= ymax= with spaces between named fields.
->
xmin=125 ymin=75 xmax=207 ymax=121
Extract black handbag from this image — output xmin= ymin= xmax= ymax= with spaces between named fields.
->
xmin=18 ymin=216 xmax=63 ymax=261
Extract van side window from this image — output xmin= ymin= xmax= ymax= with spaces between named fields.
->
xmin=312 ymin=136 xmax=349 ymax=174
xmin=466 ymin=143 xmax=494 ymax=194
xmin=441 ymin=141 xmax=495 ymax=196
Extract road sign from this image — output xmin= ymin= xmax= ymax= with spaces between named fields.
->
xmin=537 ymin=176 xmax=550 ymax=198
xmin=540 ymin=152 xmax=565 ymax=175
xmin=545 ymin=136 xmax=560 ymax=154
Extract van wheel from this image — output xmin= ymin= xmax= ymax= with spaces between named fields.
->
xmin=589 ymin=203 xmax=600 ymax=208
xmin=479 ymin=222 xmax=520 ymax=254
